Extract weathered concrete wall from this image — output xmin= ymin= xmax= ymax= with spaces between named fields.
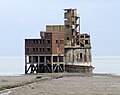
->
xmin=65 ymin=48 xmax=92 ymax=66
xmin=65 ymin=65 xmax=93 ymax=73
xmin=46 ymin=25 xmax=65 ymax=32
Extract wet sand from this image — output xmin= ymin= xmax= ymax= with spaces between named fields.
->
xmin=0 ymin=73 xmax=120 ymax=95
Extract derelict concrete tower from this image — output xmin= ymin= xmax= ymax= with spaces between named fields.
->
xmin=64 ymin=9 xmax=80 ymax=46
xmin=25 ymin=8 xmax=93 ymax=74
xmin=63 ymin=9 xmax=93 ymax=72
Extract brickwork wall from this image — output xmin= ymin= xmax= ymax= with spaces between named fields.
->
xmin=52 ymin=32 xmax=64 ymax=55
xmin=25 ymin=32 xmax=64 ymax=55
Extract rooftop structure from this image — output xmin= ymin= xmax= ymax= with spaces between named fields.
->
xmin=25 ymin=8 xmax=93 ymax=74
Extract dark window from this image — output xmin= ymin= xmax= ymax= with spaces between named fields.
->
xmin=33 ymin=40 xmax=35 ymax=44
xmin=77 ymin=41 xmax=79 ymax=45
xmin=39 ymin=48 xmax=41 ymax=52
xmin=46 ymin=33 xmax=50 ymax=35
xmin=40 ymin=56 xmax=44 ymax=62
xmin=41 ymin=40 xmax=44 ymax=44
xmin=47 ymin=40 xmax=50 ymax=44
xmin=66 ymin=25 xmax=70 ymax=28
xmin=56 ymin=40 xmax=58 ymax=44
xmin=72 ymin=21 xmax=74 ymax=25
xmin=85 ymin=35 xmax=90 ymax=38
xmin=33 ymin=56 xmax=38 ymax=63
xmin=47 ymin=48 xmax=50 ymax=52
xmin=67 ymin=37 xmax=69 ymax=40
xmin=33 ymin=48 xmax=35 ymax=52
xmin=36 ymin=40 xmax=38 ymax=44
xmin=53 ymin=56 xmax=57 ymax=62
xmin=39 ymin=40 xmax=42 ymax=43
xmin=39 ymin=48 xmax=44 ymax=52
xmin=38 ymin=40 xmax=41 ymax=43
xmin=42 ymin=40 xmax=44 ymax=43
xmin=80 ymin=35 xmax=84 ymax=38
xmin=85 ymin=40 xmax=88 ymax=44
xmin=33 ymin=40 xmax=38 ymax=44
xmin=26 ymin=48 xmax=29 ymax=52
xmin=29 ymin=56 xmax=32 ymax=63
xmin=80 ymin=43 xmax=84 ymax=47
xmin=33 ymin=48 xmax=38 ymax=52
xmin=80 ymin=53 xmax=82 ymax=59
xmin=59 ymin=56 xmax=64 ymax=62
xmin=46 ymin=56 xmax=51 ymax=63
xmin=36 ymin=48 xmax=38 ymax=52
xmin=72 ymin=29 xmax=74 ymax=35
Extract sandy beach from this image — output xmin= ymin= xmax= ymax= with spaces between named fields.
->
xmin=0 ymin=73 xmax=120 ymax=95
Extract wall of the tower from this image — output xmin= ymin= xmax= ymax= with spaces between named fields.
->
xmin=65 ymin=33 xmax=92 ymax=65
xmin=65 ymin=48 xmax=92 ymax=66
xmin=64 ymin=9 xmax=80 ymax=46
xmin=46 ymin=25 xmax=65 ymax=32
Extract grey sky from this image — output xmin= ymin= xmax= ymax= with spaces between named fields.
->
xmin=0 ymin=0 xmax=120 ymax=56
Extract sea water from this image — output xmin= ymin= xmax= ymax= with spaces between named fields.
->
xmin=0 ymin=56 xmax=24 ymax=75
xmin=93 ymin=56 xmax=120 ymax=75
xmin=0 ymin=56 xmax=120 ymax=75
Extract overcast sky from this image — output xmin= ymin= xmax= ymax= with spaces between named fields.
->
xmin=0 ymin=0 xmax=120 ymax=57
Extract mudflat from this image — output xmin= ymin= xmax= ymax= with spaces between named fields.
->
xmin=0 ymin=73 xmax=120 ymax=95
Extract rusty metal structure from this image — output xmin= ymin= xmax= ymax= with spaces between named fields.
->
xmin=25 ymin=8 xmax=93 ymax=74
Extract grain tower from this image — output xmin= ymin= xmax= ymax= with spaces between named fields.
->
xmin=25 ymin=8 xmax=93 ymax=74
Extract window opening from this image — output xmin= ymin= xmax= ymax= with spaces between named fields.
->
xmin=53 ymin=56 xmax=57 ymax=62
xmin=67 ymin=37 xmax=69 ymax=40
